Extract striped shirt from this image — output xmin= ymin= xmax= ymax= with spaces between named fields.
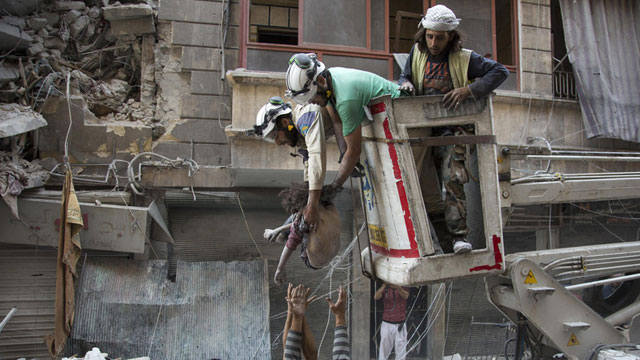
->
xmin=284 ymin=326 xmax=350 ymax=359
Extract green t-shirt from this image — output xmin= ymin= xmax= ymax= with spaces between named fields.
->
xmin=329 ymin=67 xmax=402 ymax=136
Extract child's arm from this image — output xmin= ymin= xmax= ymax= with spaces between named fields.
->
xmin=275 ymin=246 xmax=294 ymax=285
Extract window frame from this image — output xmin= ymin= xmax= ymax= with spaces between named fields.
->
xmin=239 ymin=0 xmax=519 ymax=86
xmin=430 ymin=0 xmax=520 ymax=90
xmin=240 ymin=0 xmax=395 ymax=78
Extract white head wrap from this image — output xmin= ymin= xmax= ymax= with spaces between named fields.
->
xmin=420 ymin=5 xmax=460 ymax=31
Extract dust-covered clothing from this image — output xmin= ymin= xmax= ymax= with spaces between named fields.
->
xmin=398 ymin=45 xmax=509 ymax=98
xmin=378 ymin=287 xmax=409 ymax=360
xmin=285 ymin=215 xmax=319 ymax=270
xmin=293 ymin=104 xmax=333 ymax=191
xmin=381 ymin=287 xmax=409 ymax=323
xmin=328 ymin=67 xmax=402 ymax=136
xmin=378 ymin=321 xmax=407 ymax=360
xmin=399 ymin=46 xmax=508 ymax=241
xmin=284 ymin=326 xmax=351 ymax=360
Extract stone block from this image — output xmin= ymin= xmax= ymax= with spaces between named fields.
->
xmin=0 ymin=21 xmax=33 ymax=51
xmin=190 ymin=71 xmax=230 ymax=95
xmin=26 ymin=42 xmax=44 ymax=56
xmin=158 ymin=0 xmax=223 ymax=24
xmin=109 ymin=17 xmax=155 ymax=36
xmin=43 ymin=12 xmax=60 ymax=27
xmin=521 ymin=2 xmax=551 ymax=29
xmin=64 ymin=9 xmax=82 ymax=24
xmin=521 ymin=71 xmax=553 ymax=96
xmin=0 ymin=63 xmax=19 ymax=84
xmin=181 ymin=94 xmax=231 ymax=119
xmin=170 ymin=118 xmax=230 ymax=143
xmin=70 ymin=15 xmax=90 ymax=38
xmin=29 ymin=17 xmax=48 ymax=32
xmin=56 ymin=1 xmax=86 ymax=11
xmin=152 ymin=141 xmax=230 ymax=165
xmin=521 ymin=49 xmax=552 ymax=74
xmin=181 ymin=47 xmax=238 ymax=71
xmin=102 ymin=4 xmax=153 ymax=20
xmin=172 ymin=22 xmax=238 ymax=48
xmin=521 ymin=25 xmax=551 ymax=51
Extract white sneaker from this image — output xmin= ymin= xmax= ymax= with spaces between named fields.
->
xmin=453 ymin=239 xmax=472 ymax=254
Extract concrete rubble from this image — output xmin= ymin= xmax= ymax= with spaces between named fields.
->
xmin=0 ymin=0 xmax=158 ymax=127
xmin=0 ymin=103 xmax=48 ymax=137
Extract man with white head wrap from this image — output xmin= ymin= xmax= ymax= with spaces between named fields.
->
xmin=398 ymin=4 xmax=509 ymax=254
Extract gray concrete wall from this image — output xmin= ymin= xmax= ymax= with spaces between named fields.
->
xmin=153 ymin=0 xmax=240 ymax=166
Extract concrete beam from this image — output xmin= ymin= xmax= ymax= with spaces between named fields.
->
xmin=0 ymin=197 xmax=148 ymax=253
xmin=108 ymin=17 xmax=155 ymax=36
xmin=102 ymin=4 xmax=153 ymax=20
xmin=140 ymin=166 xmax=340 ymax=189
xmin=0 ymin=21 xmax=32 ymax=51
xmin=0 ymin=103 xmax=48 ymax=137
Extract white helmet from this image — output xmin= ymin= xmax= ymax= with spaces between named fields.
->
xmin=253 ymin=96 xmax=292 ymax=143
xmin=285 ymin=53 xmax=326 ymax=105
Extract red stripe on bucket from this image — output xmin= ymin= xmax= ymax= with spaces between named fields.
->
xmin=469 ymin=235 xmax=503 ymax=272
xmin=372 ymin=104 xmax=418 ymax=258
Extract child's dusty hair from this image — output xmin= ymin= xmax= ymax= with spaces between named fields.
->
xmin=279 ymin=182 xmax=335 ymax=214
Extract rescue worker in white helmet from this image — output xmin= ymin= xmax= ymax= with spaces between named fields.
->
xmin=284 ymin=52 xmax=402 ymax=215
xmin=253 ymin=96 xmax=347 ymax=284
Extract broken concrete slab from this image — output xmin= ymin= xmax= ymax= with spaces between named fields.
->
xmin=64 ymin=9 xmax=82 ymax=24
xmin=0 ymin=197 xmax=149 ymax=253
xmin=28 ymin=17 xmax=48 ymax=32
xmin=0 ymin=103 xmax=48 ymax=137
xmin=56 ymin=1 xmax=86 ymax=11
xmin=0 ymin=0 xmax=44 ymax=16
xmin=108 ymin=17 xmax=155 ymax=36
xmin=70 ymin=15 xmax=90 ymax=38
xmin=38 ymin=96 xmax=152 ymax=164
xmin=0 ymin=21 xmax=33 ymax=51
xmin=26 ymin=42 xmax=44 ymax=56
xmin=102 ymin=4 xmax=153 ymax=20
xmin=42 ymin=12 xmax=60 ymax=27
xmin=44 ymin=36 xmax=66 ymax=51
xmin=0 ymin=63 xmax=20 ymax=84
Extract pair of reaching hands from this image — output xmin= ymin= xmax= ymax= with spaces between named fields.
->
xmin=286 ymin=283 xmax=347 ymax=320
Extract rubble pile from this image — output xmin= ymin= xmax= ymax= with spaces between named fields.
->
xmin=0 ymin=0 xmax=157 ymax=128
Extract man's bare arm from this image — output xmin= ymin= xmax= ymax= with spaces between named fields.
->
xmin=332 ymin=126 xmax=362 ymax=188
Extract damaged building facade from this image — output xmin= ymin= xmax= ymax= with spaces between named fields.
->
xmin=1 ymin=0 xmax=640 ymax=359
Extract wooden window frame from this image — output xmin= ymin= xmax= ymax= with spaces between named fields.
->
xmin=429 ymin=0 xmax=520 ymax=90
xmin=240 ymin=0 xmax=395 ymax=78
xmin=239 ymin=0 xmax=519 ymax=86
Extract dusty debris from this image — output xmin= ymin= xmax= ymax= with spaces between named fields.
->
xmin=0 ymin=103 xmax=48 ymax=137
xmin=0 ymin=151 xmax=50 ymax=219
xmin=60 ymin=347 xmax=150 ymax=360
xmin=0 ymin=0 xmax=158 ymax=129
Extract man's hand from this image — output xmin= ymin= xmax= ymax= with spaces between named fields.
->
xmin=398 ymin=81 xmax=415 ymax=94
xmin=303 ymin=202 xmax=319 ymax=230
xmin=327 ymin=286 xmax=347 ymax=326
xmin=287 ymin=284 xmax=317 ymax=317
xmin=443 ymin=86 xmax=472 ymax=111
xmin=274 ymin=267 xmax=286 ymax=285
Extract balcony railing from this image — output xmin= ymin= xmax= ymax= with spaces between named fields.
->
xmin=553 ymin=70 xmax=578 ymax=100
